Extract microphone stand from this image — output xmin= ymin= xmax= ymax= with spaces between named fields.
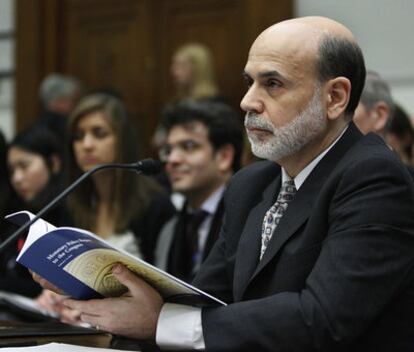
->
xmin=0 ymin=159 xmax=159 ymax=253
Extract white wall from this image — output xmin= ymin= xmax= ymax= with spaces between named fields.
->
xmin=295 ymin=0 xmax=414 ymax=115
xmin=0 ymin=0 xmax=15 ymax=140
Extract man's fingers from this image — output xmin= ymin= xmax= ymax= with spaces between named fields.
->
xmin=63 ymin=299 xmax=102 ymax=316
xmin=111 ymin=264 xmax=151 ymax=295
xmin=31 ymin=272 xmax=65 ymax=294
xmin=78 ymin=313 xmax=108 ymax=331
xmin=60 ymin=307 xmax=82 ymax=324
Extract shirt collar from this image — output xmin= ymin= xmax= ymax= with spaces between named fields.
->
xmin=281 ymin=124 xmax=349 ymax=190
xmin=187 ymin=185 xmax=225 ymax=215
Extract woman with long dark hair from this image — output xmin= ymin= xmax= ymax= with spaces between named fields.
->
xmin=65 ymin=93 xmax=175 ymax=261
xmin=2 ymin=126 xmax=67 ymax=297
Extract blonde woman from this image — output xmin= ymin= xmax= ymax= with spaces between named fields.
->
xmin=170 ymin=42 xmax=220 ymax=102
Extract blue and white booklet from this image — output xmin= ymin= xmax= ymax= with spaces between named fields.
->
xmin=7 ymin=211 xmax=225 ymax=307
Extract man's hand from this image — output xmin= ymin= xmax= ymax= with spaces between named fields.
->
xmin=36 ymin=290 xmax=82 ymax=324
xmin=63 ymin=264 xmax=164 ymax=340
xmin=31 ymin=271 xmax=65 ymax=294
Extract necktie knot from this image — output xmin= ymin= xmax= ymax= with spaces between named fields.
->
xmin=261 ymin=179 xmax=296 ymax=259
xmin=277 ymin=179 xmax=296 ymax=202
xmin=187 ymin=210 xmax=209 ymax=233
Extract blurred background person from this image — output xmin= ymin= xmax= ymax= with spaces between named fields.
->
xmin=353 ymin=70 xmax=414 ymax=169
xmin=1 ymin=125 xmax=67 ymax=297
xmin=0 ymin=129 xmax=16 ymax=225
xmin=8 ymin=126 xmax=65 ymax=224
xmin=37 ymin=73 xmax=83 ymax=142
xmin=155 ymin=100 xmax=244 ymax=282
xmin=170 ymin=42 xmax=221 ymax=104
xmin=385 ymin=103 xmax=414 ymax=166
xmin=0 ymin=129 xmax=20 ymax=280
xmin=65 ymin=93 xmax=174 ymax=262
xmin=353 ymin=70 xmax=395 ymax=137
xmin=151 ymin=43 xmax=224 ymax=158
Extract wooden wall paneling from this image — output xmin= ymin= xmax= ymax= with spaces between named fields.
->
xmin=15 ymin=0 xmax=40 ymax=131
xmin=15 ymin=0 xmax=60 ymax=130
xmin=244 ymin=0 xmax=293 ymax=46
xmin=42 ymin=0 xmax=61 ymax=73
xmin=58 ymin=0 xmax=154 ymax=156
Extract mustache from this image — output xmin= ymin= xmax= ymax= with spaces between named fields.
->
xmin=244 ymin=112 xmax=274 ymax=131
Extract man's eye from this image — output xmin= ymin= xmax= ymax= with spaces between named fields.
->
xmin=159 ymin=146 xmax=172 ymax=161
xmin=182 ymin=141 xmax=198 ymax=151
xmin=243 ymin=78 xmax=253 ymax=88
xmin=242 ymin=73 xmax=253 ymax=88
xmin=266 ymin=79 xmax=282 ymax=88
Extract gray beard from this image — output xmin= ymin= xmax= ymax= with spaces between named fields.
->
xmin=244 ymin=87 xmax=326 ymax=162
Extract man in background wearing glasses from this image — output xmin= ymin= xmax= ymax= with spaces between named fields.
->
xmin=155 ymin=100 xmax=244 ymax=283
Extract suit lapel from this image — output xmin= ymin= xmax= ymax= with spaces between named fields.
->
xmin=233 ymin=173 xmax=281 ymax=301
xmin=245 ymin=123 xmax=363 ymax=289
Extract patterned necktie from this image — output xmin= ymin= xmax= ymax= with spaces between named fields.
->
xmin=260 ymin=179 xmax=297 ymax=259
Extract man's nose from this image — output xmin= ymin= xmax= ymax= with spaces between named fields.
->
xmin=166 ymin=147 xmax=184 ymax=164
xmin=240 ymin=85 xmax=264 ymax=114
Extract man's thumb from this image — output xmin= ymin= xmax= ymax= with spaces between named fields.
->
xmin=112 ymin=263 xmax=158 ymax=299
xmin=112 ymin=264 xmax=137 ymax=291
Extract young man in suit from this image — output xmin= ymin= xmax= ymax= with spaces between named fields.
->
xmin=39 ymin=16 xmax=414 ymax=351
xmin=154 ymin=100 xmax=244 ymax=282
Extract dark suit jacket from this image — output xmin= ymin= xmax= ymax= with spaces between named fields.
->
xmin=130 ymin=193 xmax=176 ymax=264
xmin=193 ymin=123 xmax=414 ymax=351
xmin=167 ymin=200 xmax=224 ymax=282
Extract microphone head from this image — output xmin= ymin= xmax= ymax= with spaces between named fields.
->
xmin=136 ymin=159 xmax=162 ymax=175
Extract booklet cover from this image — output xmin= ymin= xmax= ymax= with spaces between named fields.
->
xmin=7 ymin=211 xmax=225 ymax=307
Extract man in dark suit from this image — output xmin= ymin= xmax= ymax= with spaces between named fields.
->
xmin=41 ymin=16 xmax=414 ymax=351
xmin=154 ymin=100 xmax=244 ymax=282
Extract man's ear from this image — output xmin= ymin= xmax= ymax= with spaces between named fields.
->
xmin=215 ymin=144 xmax=235 ymax=172
xmin=372 ymin=101 xmax=390 ymax=133
xmin=325 ymin=77 xmax=351 ymax=121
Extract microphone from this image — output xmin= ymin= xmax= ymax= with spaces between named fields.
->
xmin=0 ymin=158 xmax=161 ymax=253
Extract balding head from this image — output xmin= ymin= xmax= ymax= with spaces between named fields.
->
xmin=251 ymin=16 xmax=366 ymax=117
xmin=242 ymin=16 xmax=366 ymax=173
xmin=268 ymin=16 xmax=354 ymax=38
